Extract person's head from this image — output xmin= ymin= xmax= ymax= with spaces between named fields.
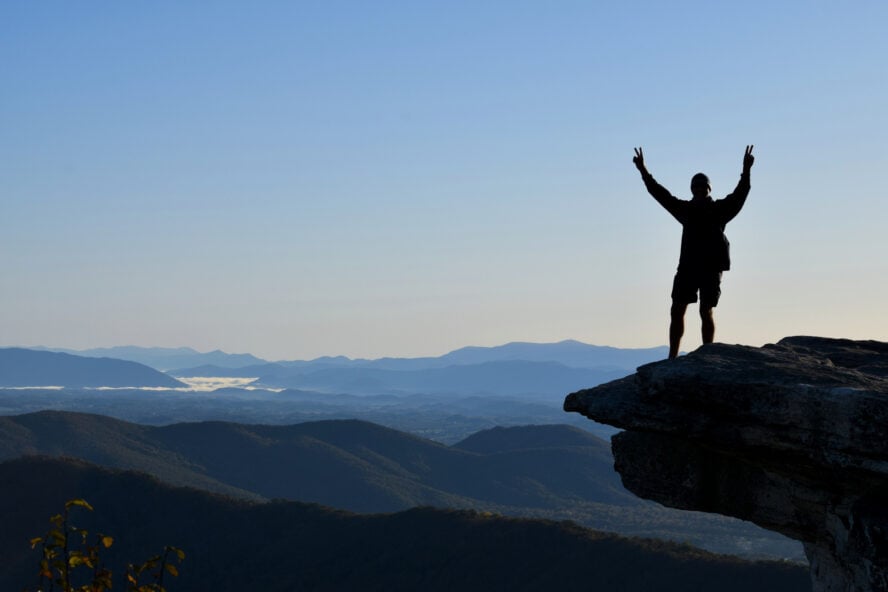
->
xmin=690 ymin=173 xmax=710 ymax=199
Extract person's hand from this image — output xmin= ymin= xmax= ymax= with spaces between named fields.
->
xmin=633 ymin=147 xmax=645 ymax=172
xmin=743 ymin=145 xmax=754 ymax=173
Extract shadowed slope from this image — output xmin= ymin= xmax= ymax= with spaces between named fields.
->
xmin=0 ymin=411 xmax=633 ymax=511
xmin=0 ymin=411 xmax=259 ymax=498
xmin=454 ymin=423 xmax=611 ymax=454
xmin=0 ymin=457 xmax=810 ymax=592
xmin=0 ymin=411 xmax=803 ymax=558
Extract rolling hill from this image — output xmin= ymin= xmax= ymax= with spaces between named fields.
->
xmin=0 ymin=385 xmax=617 ymax=443
xmin=0 ymin=456 xmax=811 ymax=592
xmin=0 ymin=411 xmax=802 ymax=559
xmin=0 ymin=410 xmax=633 ymax=511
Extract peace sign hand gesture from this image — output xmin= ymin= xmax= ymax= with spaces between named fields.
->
xmin=633 ymin=147 xmax=646 ymax=172
xmin=743 ymin=145 xmax=754 ymax=173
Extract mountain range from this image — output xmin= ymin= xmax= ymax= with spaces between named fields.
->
xmin=0 ymin=456 xmax=811 ymax=592
xmin=0 ymin=411 xmax=634 ymax=510
xmin=166 ymin=340 xmax=670 ymax=396
xmin=7 ymin=341 xmax=668 ymax=396
xmin=0 ymin=348 xmax=184 ymax=388
xmin=272 ymin=340 xmax=670 ymax=371
xmin=35 ymin=345 xmax=265 ymax=370
xmin=171 ymin=360 xmax=630 ymax=396
xmin=0 ymin=410 xmax=802 ymax=559
xmin=0 ymin=340 xmax=808 ymax=570
xmin=37 ymin=340 xmax=668 ymax=374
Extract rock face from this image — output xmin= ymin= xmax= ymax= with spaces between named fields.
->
xmin=564 ymin=337 xmax=888 ymax=592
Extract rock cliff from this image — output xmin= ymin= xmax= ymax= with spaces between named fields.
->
xmin=564 ymin=336 xmax=888 ymax=592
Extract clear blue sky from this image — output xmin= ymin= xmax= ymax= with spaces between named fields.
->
xmin=2 ymin=1 xmax=886 ymax=360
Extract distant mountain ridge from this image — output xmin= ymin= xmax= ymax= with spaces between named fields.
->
xmin=0 ymin=348 xmax=185 ymax=388
xmin=437 ymin=340 xmax=668 ymax=369
xmin=36 ymin=340 xmax=667 ymax=373
xmin=36 ymin=345 xmax=266 ymax=370
xmin=273 ymin=339 xmax=669 ymax=372
xmin=18 ymin=341 xmax=669 ymax=396
xmin=213 ymin=360 xmax=630 ymax=396
xmin=166 ymin=341 xmax=668 ymax=397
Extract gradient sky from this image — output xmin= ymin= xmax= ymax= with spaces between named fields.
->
xmin=2 ymin=2 xmax=886 ymax=360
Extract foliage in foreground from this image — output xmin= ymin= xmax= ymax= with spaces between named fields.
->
xmin=27 ymin=498 xmax=184 ymax=592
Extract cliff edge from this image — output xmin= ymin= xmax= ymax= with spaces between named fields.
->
xmin=564 ymin=336 xmax=888 ymax=592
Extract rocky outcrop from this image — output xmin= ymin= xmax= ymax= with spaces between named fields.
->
xmin=564 ymin=337 xmax=888 ymax=592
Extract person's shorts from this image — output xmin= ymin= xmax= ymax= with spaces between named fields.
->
xmin=672 ymin=269 xmax=722 ymax=308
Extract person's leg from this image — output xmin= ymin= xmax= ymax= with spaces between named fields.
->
xmin=700 ymin=306 xmax=715 ymax=344
xmin=669 ymin=302 xmax=687 ymax=359
xmin=669 ymin=271 xmax=695 ymax=359
xmin=699 ymin=272 xmax=721 ymax=345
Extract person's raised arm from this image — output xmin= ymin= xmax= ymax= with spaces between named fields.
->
xmin=720 ymin=145 xmax=754 ymax=222
xmin=634 ymin=147 xmax=683 ymax=221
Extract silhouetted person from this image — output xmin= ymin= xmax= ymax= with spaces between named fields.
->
xmin=633 ymin=145 xmax=754 ymax=359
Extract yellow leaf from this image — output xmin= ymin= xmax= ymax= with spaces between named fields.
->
xmin=165 ymin=564 xmax=179 ymax=577
xmin=102 ymin=536 xmax=114 ymax=548
xmin=65 ymin=498 xmax=94 ymax=512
